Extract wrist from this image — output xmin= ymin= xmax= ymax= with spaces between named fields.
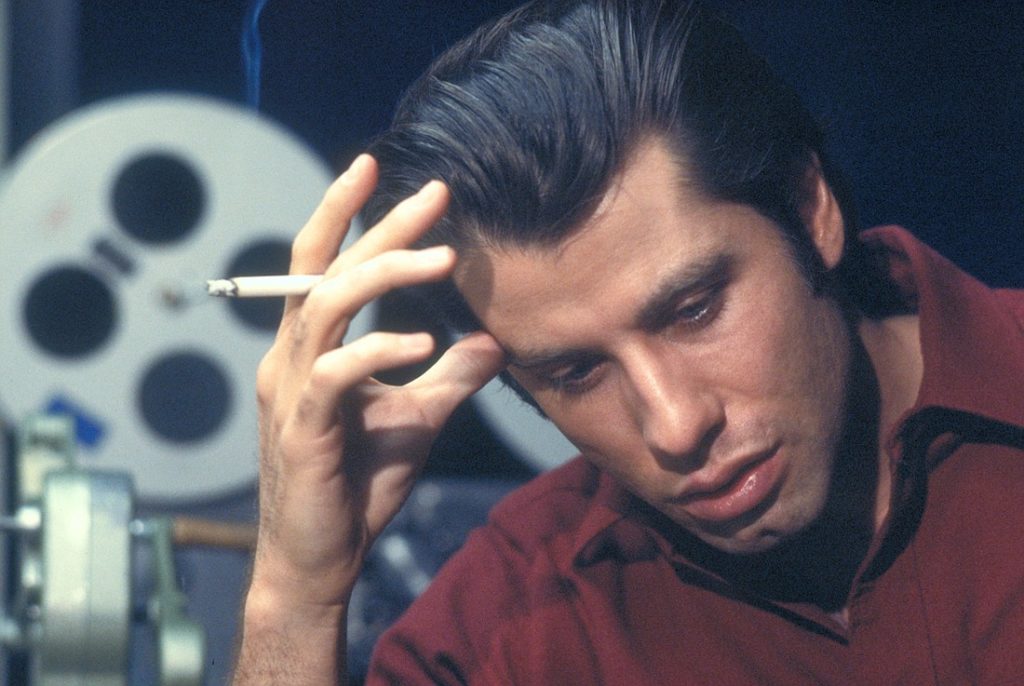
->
xmin=234 ymin=580 xmax=350 ymax=684
xmin=243 ymin=573 xmax=350 ymax=632
xmin=247 ymin=536 xmax=365 ymax=612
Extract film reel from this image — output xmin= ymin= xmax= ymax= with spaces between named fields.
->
xmin=0 ymin=93 xmax=373 ymax=503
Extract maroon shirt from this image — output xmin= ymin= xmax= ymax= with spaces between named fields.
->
xmin=368 ymin=227 xmax=1024 ymax=685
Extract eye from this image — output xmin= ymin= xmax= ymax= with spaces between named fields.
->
xmin=672 ymin=286 xmax=724 ymax=330
xmin=676 ymin=298 xmax=711 ymax=322
xmin=542 ymin=358 xmax=605 ymax=396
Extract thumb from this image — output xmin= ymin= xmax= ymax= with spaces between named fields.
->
xmin=412 ymin=330 xmax=507 ymax=425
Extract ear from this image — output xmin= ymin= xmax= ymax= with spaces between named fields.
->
xmin=798 ymin=156 xmax=845 ymax=270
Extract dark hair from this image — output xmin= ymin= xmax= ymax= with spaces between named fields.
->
xmin=364 ymin=0 xmax=895 ymax=334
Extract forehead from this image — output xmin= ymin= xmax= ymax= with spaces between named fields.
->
xmin=453 ymin=140 xmax=772 ymax=345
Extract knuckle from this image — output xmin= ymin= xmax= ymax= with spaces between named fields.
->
xmin=295 ymin=283 xmax=332 ymax=318
xmin=352 ymin=256 xmax=387 ymax=283
xmin=342 ymin=332 xmax=392 ymax=370
xmin=301 ymin=287 xmax=354 ymax=336
xmin=255 ymin=353 xmax=279 ymax=404
xmin=342 ymin=339 xmax=374 ymax=368
xmin=308 ymin=355 xmax=340 ymax=390
xmin=290 ymin=229 xmax=316 ymax=264
xmin=300 ymin=280 xmax=330 ymax=310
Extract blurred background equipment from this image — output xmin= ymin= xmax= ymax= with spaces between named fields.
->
xmin=1 ymin=414 xmax=210 ymax=685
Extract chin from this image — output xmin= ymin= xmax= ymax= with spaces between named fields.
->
xmin=698 ymin=528 xmax=787 ymax=556
xmin=690 ymin=496 xmax=827 ymax=557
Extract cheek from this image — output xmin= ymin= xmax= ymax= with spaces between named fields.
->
xmin=540 ymin=393 xmax=657 ymax=485
xmin=545 ymin=397 xmax=632 ymax=458
xmin=742 ymin=297 xmax=851 ymax=464
xmin=727 ymin=273 xmax=845 ymax=400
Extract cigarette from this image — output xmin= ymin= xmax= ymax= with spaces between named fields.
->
xmin=206 ymin=275 xmax=322 ymax=298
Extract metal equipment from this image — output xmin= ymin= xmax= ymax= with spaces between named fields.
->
xmin=0 ymin=414 xmax=250 ymax=685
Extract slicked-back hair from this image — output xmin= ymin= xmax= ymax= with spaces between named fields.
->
xmin=363 ymin=0 xmax=897 ymax=336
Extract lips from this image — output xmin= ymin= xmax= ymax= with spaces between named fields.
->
xmin=673 ymin=447 xmax=783 ymax=523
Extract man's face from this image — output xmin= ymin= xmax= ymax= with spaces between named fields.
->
xmin=455 ymin=140 xmax=852 ymax=555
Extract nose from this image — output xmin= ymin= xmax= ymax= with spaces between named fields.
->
xmin=624 ymin=347 xmax=725 ymax=471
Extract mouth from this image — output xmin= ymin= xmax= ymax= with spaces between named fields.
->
xmin=672 ymin=447 xmax=784 ymax=524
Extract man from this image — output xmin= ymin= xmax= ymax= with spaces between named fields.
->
xmin=233 ymin=1 xmax=1024 ymax=683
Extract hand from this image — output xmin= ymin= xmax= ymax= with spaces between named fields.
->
xmin=235 ymin=154 xmax=505 ymax=682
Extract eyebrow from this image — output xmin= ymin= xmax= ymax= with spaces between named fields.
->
xmin=635 ymin=252 xmax=734 ymax=332
xmin=506 ymin=251 xmax=735 ymax=371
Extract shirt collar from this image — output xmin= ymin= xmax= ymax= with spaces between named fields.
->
xmin=571 ymin=470 xmax=653 ymax=567
xmin=863 ymin=225 xmax=1024 ymax=429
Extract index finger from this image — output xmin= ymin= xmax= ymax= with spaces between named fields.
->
xmin=291 ymin=154 xmax=378 ymax=275
xmin=285 ymin=154 xmax=379 ymax=299
xmin=325 ymin=179 xmax=450 ymax=279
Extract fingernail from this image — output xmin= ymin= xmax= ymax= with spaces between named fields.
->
xmin=415 ymin=180 xmax=445 ymax=204
xmin=403 ymin=333 xmax=434 ymax=351
xmin=341 ymin=154 xmax=370 ymax=181
xmin=420 ymin=245 xmax=455 ymax=265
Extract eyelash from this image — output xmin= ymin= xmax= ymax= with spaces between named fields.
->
xmin=541 ymin=286 xmax=725 ymax=397
xmin=673 ymin=286 xmax=723 ymax=330
xmin=545 ymin=359 xmax=604 ymax=395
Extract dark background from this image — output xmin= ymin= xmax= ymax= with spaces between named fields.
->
xmin=4 ymin=1 xmax=1022 ymax=683
xmin=11 ymin=1 xmax=1023 ymax=292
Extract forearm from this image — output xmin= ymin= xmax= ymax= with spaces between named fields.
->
xmin=232 ymin=582 xmax=349 ymax=685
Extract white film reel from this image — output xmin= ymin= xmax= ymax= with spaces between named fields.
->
xmin=0 ymin=94 xmax=373 ymax=503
